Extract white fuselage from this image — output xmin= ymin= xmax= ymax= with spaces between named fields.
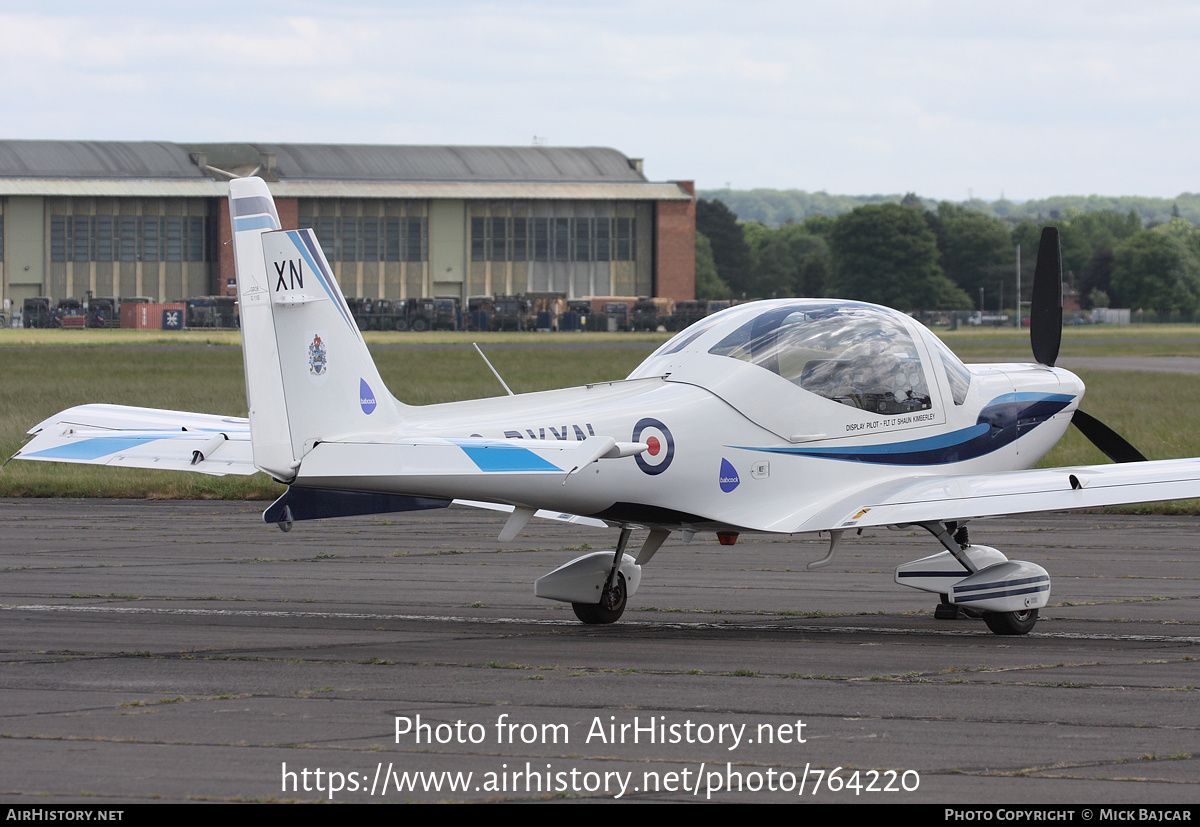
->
xmin=291 ymin=324 xmax=1085 ymax=535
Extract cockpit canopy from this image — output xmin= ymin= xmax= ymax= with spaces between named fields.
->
xmin=706 ymin=303 xmax=931 ymax=415
xmin=630 ymin=300 xmax=962 ymax=440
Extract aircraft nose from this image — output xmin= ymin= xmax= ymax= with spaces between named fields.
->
xmin=1056 ymin=368 xmax=1085 ymax=403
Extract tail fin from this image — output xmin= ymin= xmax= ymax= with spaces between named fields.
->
xmin=229 ymin=178 xmax=403 ymax=481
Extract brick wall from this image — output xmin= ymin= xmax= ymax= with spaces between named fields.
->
xmin=654 ymin=181 xmax=696 ymax=301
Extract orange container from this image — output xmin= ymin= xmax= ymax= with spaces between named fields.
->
xmin=120 ymin=303 xmax=187 ymax=330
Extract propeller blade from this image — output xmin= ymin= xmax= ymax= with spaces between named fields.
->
xmin=1030 ymin=226 xmax=1063 ymax=367
xmin=1072 ymin=409 xmax=1147 ymax=464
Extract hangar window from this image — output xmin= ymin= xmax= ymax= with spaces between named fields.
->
xmin=615 ymin=218 xmax=633 ymax=260
xmin=709 ymin=302 xmax=932 ymax=416
xmin=511 ymin=217 xmax=527 ymax=260
xmin=553 ymin=218 xmax=570 ymax=261
xmin=94 ymin=218 xmax=114 ymax=262
xmin=119 ymin=218 xmax=138 ymax=262
xmin=337 ymin=217 xmax=359 ymax=260
xmin=525 ymin=217 xmax=634 ymax=262
xmin=303 ymin=215 xmax=427 ymax=262
xmin=491 ymin=217 xmax=508 ymax=262
xmin=72 ymin=217 xmax=89 ymax=261
xmin=50 ymin=216 xmax=65 ymax=261
xmin=471 ymin=217 xmax=513 ymax=261
xmin=361 ymin=217 xmax=379 ymax=262
xmin=573 ymin=219 xmax=590 ymax=260
xmin=140 ymin=217 xmax=159 ymax=263
xmin=533 ymin=218 xmax=550 ymax=261
xmin=50 ymin=214 xmax=210 ymax=262
xmin=404 ymin=219 xmax=425 ymax=261
xmin=594 ymin=218 xmax=610 ymax=261
xmin=165 ymin=217 xmax=207 ymax=262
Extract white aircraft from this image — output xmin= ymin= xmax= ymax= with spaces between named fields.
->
xmin=16 ymin=178 xmax=1200 ymax=634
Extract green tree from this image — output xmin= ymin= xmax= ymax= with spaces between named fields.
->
xmin=1110 ymin=229 xmax=1200 ymax=314
xmin=694 ymin=232 xmax=732 ymax=301
xmin=1079 ymin=249 xmax=1114 ymax=309
xmin=696 ymin=199 xmax=751 ymax=297
xmin=800 ymin=213 xmax=836 ymax=239
xmin=742 ymin=222 xmax=830 ymax=298
xmin=828 ymin=204 xmax=971 ymax=310
xmin=931 ymin=203 xmax=1012 ymax=309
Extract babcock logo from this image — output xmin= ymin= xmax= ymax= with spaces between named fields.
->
xmin=719 ymin=458 xmax=740 ymax=493
xmin=360 ymin=378 xmax=377 ymax=415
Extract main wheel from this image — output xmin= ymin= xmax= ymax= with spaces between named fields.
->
xmin=983 ymin=608 xmax=1038 ymax=635
xmin=572 ymin=573 xmax=627 ymax=625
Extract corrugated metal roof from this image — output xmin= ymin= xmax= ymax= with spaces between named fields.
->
xmin=0 ymin=179 xmax=227 ymax=197
xmin=0 ymin=178 xmax=691 ymax=201
xmin=0 ymin=141 xmax=207 ymax=179
xmin=253 ymin=144 xmax=647 ymax=183
xmin=269 ymin=181 xmax=691 ymax=201
xmin=0 ymin=141 xmax=687 ymax=199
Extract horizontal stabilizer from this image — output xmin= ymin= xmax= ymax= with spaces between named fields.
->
xmin=15 ymin=404 xmax=256 ymax=476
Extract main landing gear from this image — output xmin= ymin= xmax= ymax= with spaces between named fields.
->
xmin=573 ymin=572 xmax=627 ymax=624
xmin=534 ymin=527 xmax=669 ymax=625
xmin=573 ymin=527 xmax=632 ymax=624
xmin=896 ymin=522 xmax=1051 ymax=636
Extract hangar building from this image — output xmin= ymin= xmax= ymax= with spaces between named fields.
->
xmin=0 ymin=140 xmax=695 ymax=311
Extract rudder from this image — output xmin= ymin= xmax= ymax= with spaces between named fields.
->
xmin=229 ymin=178 xmax=403 ymax=481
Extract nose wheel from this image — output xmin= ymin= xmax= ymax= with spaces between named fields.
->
xmin=572 ymin=573 xmax=627 ymax=625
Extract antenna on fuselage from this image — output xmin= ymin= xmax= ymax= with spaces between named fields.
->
xmin=473 ymin=343 xmax=515 ymax=396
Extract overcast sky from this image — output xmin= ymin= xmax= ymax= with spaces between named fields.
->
xmin=2 ymin=1 xmax=1197 ymax=201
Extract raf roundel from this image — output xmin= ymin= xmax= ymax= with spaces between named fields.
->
xmin=632 ymin=418 xmax=674 ymax=476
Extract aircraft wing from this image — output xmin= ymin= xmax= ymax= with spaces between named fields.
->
xmin=14 ymin=404 xmax=257 ymax=476
xmin=779 ymin=458 xmax=1200 ymax=534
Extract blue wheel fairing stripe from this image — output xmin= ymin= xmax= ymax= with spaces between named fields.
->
xmin=953 ymin=583 xmax=1050 ymax=603
xmin=954 ymin=574 xmax=1049 ymax=594
xmin=735 ymin=392 xmax=1075 ymax=466
xmin=897 ymin=570 xmax=978 ymax=579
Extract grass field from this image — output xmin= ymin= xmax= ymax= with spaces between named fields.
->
xmin=941 ymin=324 xmax=1200 ymax=360
xmin=3 ymin=326 xmax=1198 ymax=512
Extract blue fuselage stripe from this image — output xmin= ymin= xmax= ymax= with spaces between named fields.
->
xmin=737 ymin=392 xmax=1075 ymax=466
